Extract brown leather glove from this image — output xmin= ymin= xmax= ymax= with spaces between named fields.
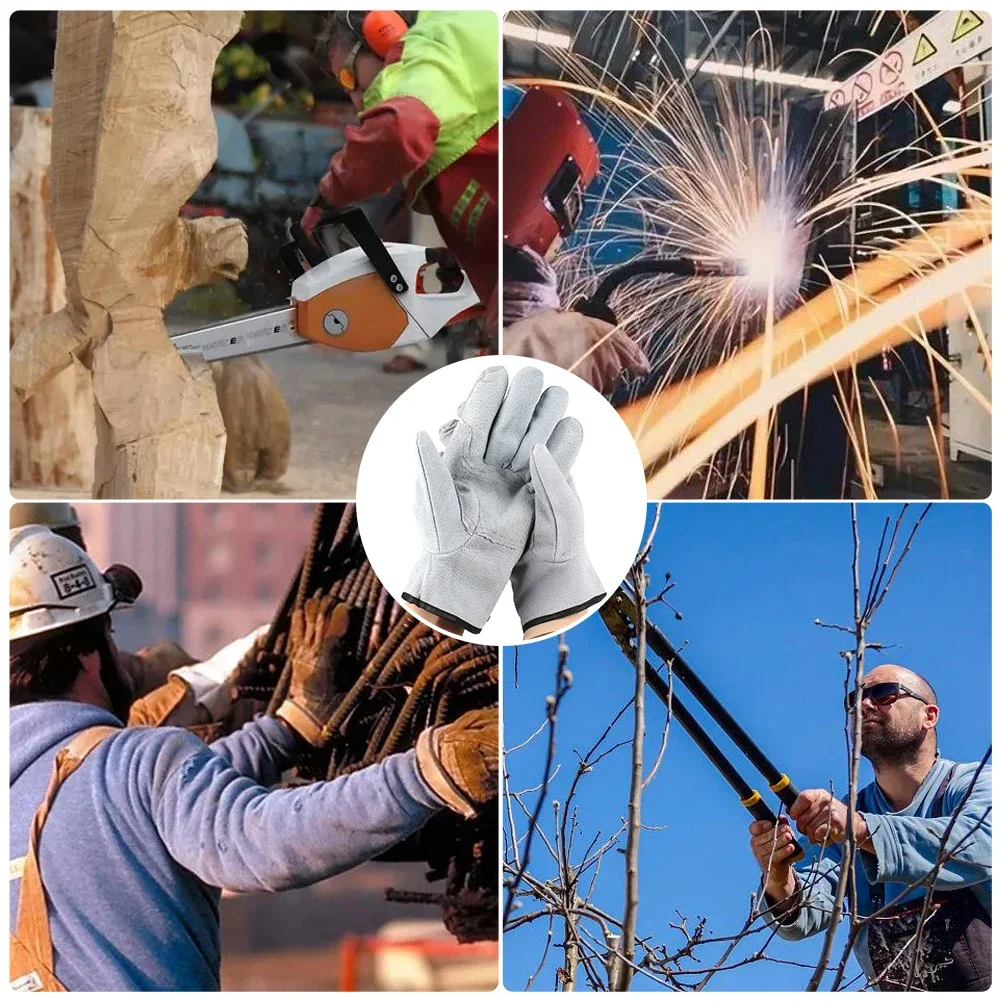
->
xmin=415 ymin=707 xmax=498 ymax=818
xmin=117 ymin=640 xmax=197 ymax=704
xmin=276 ymin=596 xmax=357 ymax=746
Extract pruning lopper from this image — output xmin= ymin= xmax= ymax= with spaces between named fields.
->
xmin=171 ymin=204 xmax=481 ymax=362
xmin=602 ymin=587 xmax=807 ymax=861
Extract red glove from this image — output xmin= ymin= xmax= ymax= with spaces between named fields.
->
xmin=301 ymin=203 xmax=324 ymax=244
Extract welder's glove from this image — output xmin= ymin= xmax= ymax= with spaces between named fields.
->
xmin=276 ymin=596 xmax=357 ymax=746
xmin=403 ymin=366 xmax=579 ymax=633
xmin=510 ymin=443 xmax=606 ymax=634
xmin=504 ymin=310 xmax=650 ymax=394
xmin=415 ymin=707 xmax=498 ymax=818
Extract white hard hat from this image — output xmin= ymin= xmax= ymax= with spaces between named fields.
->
xmin=9 ymin=525 xmax=142 ymax=645
xmin=9 ymin=502 xmax=80 ymax=532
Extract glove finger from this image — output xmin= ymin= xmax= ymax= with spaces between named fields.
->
xmin=545 ymin=416 xmax=584 ymax=476
xmin=319 ymin=603 xmax=357 ymax=691
xmin=320 ymin=601 xmax=351 ymax=642
xmin=302 ymin=596 xmax=323 ymax=647
xmin=289 ymin=606 xmax=307 ymax=650
xmin=529 ymin=444 xmax=582 ymax=561
xmin=612 ymin=330 xmax=651 ymax=374
xmin=510 ymin=384 xmax=569 ymax=473
xmin=483 ymin=366 xmax=544 ymax=466
xmin=458 ymin=366 xmax=508 ymax=460
xmin=415 ymin=430 xmax=465 ymax=552
xmin=438 ymin=417 xmax=458 ymax=446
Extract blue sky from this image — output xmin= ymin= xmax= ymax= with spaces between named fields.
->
xmin=503 ymin=502 xmax=991 ymax=991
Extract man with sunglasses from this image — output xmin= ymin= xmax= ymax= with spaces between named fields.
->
xmin=302 ymin=11 xmax=498 ymax=323
xmin=748 ymin=664 xmax=991 ymax=990
xmin=9 ymin=526 xmax=497 ymax=989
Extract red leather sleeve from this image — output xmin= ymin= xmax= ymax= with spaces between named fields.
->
xmin=318 ymin=96 xmax=440 ymax=206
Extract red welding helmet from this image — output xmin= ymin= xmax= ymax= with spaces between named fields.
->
xmin=503 ymin=86 xmax=600 ymax=256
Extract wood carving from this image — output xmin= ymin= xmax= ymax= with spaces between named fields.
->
xmin=211 ymin=357 xmax=291 ymax=492
xmin=10 ymin=107 xmax=96 ymax=490
xmin=9 ymin=11 xmax=247 ymax=498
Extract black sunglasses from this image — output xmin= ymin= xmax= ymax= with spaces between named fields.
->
xmin=845 ymin=681 xmax=931 ymax=713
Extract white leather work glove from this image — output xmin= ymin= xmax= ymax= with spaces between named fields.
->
xmin=436 ymin=371 xmax=605 ymax=635
xmin=504 ymin=310 xmax=649 ymax=394
xmin=403 ymin=365 xmax=581 ymax=633
xmin=510 ymin=444 xmax=606 ymax=633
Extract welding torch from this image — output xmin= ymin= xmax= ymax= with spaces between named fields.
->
xmin=601 ymin=588 xmax=806 ymax=861
xmin=573 ymin=256 xmax=744 ymax=324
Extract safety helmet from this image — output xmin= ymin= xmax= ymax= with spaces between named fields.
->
xmin=503 ymin=86 xmax=600 ymax=256
xmin=9 ymin=502 xmax=80 ymax=532
xmin=9 ymin=525 xmax=143 ymax=646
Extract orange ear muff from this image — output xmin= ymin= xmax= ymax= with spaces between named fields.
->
xmin=360 ymin=10 xmax=408 ymax=58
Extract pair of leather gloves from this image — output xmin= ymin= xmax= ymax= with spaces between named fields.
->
xmin=402 ymin=365 xmax=606 ymax=636
xmin=275 ymin=596 xmax=497 ymax=819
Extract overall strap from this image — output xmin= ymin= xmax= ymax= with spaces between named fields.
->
xmin=12 ymin=725 xmax=119 ymax=984
xmin=930 ymin=762 xmax=959 ymax=817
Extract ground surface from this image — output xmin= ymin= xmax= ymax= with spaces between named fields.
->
xmin=225 ymin=341 xmax=446 ymax=499
xmin=863 ymin=408 xmax=991 ymax=500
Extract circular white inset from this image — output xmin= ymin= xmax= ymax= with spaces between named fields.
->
xmin=356 ymin=356 xmax=647 ymax=645
xmin=323 ymin=309 xmax=349 ymax=336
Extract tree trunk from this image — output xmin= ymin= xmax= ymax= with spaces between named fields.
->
xmin=9 ymin=11 xmax=248 ymax=498
xmin=9 ymin=106 xmax=96 ymax=490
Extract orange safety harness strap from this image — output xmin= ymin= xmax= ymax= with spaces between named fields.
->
xmin=10 ymin=725 xmax=119 ymax=992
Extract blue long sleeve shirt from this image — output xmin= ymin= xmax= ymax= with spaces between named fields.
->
xmin=9 ymin=700 xmax=445 ymax=991
xmin=763 ymin=757 xmax=991 ymax=985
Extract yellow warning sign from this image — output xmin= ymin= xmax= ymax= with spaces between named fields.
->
xmin=913 ymin=33 xmax=938 ymax=65
xmin=953 ymin=10 xmax=984 ymax=42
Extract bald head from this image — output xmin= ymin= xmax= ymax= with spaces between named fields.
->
xmin=862 ymin=664 xmax=937 ymax=706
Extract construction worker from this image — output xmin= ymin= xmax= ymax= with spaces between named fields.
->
xmin=10 ymin=526 xmax=498 ymax=991
xmin=303 ymin=11 xmax=498 ymax=324
xmin=502 ymin=85 xmax=649 ymax=394
xmin=9 ymin=503 xmax=260 ymax=728
xmin=749 ymin=665 xmax=991 ymax=990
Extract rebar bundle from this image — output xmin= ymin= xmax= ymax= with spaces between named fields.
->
xmin=191 ymin=503 xmax=498 ymax=942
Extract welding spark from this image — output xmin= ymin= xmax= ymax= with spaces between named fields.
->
xmin=506 ymin=10 xmax=992 ymax=499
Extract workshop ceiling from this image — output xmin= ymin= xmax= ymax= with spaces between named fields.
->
xmin=504 ymin=11 xmax=929 ymax=92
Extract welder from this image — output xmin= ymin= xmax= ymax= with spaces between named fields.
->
xmin=749 ymin=665 xmax=990 ymax=990
xmin=303 ymin=10 xmax=498 ymax=325
xmin=9 ymin=526 xmax=497 ymax=991
xmin=502 ymin=84 xmax=649 ymax=393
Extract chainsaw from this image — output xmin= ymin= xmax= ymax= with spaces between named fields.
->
xmin=171 ymin=204 xmax=481 ymax=362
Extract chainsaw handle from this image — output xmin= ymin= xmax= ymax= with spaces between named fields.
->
xmin=305 ymin=201 xmax=409 ymax=295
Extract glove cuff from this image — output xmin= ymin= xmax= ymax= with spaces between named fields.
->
xmin=404 ymin=543 xmax=519 ymax=633
xmin=415 ymin=727 xmax=478 ymax=818
xmin=276 ymin=700 xmax=325 ymax=747
xmin=511 ymin=550 xmax=606 ymax=633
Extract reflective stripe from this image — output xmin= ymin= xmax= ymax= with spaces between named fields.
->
xmin=769 ymin=773 xmax=791 ymax=793
xmin=9 ymin=857 xmax=25 ymax=880
xmin=466 ymin=190 xmax=489 ymax=241
xmin=740 ymin=789 xmax=762 ymax=808
xmin=450 ymin=179 xmax=480 ymax=228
